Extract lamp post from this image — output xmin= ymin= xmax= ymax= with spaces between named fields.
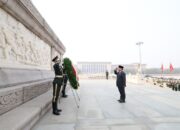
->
xmin=136 ymin=42 xmax=143 ymax=76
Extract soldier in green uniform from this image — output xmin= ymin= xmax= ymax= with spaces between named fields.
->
xmin=52 ymin=56 xmax=63 ymax=115
xmin=62 ymin=63 xmax=68 ymax=98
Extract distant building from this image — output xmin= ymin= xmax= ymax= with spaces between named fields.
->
xmin=77 ymin=62 xmax=146 ymax=74
xmin=77 ymin=62 xmax=111 ymax=74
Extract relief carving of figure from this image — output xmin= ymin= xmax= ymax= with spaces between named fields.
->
xmin=16 ymin=33 xmax=26 ymax=63
xmin=2 ymin=26 xmax=18 ymax=61
xmin=0 ymin=26 xmax=6 ymax=58
xmin=28 ymin=41 xmax=36 ymax=65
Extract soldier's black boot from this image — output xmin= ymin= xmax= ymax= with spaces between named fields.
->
xmin=62 ymin=89 xmax=68 ymax=98
xmin=52 ymin=102 xmax=60 ymax=115
xmin=62 ymin=93 xmax=68 ymax=98
xmin=119 ymin=99 xmax=125 ymax=103
xmin=55 ymin=103 xmax=62 ymax=112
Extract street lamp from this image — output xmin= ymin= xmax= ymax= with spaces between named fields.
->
xmin=136 ymin=42 xmax=143 ymax=76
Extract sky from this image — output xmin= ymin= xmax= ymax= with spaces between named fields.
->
xmin=31 ymin=0 xmax=180 ymax=68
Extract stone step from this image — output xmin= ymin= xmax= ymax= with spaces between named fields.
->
xmin=0 ymin=89 xmax=52 ymax=130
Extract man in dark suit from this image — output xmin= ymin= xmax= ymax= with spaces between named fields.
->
xmin=52 ymin=56 xmax=63 ymax=115
xmin=114 ymin=65 xmax=126 ymax=103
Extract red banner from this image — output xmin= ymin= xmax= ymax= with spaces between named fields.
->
xmin=170 ymin=63 xmax=174 ymax=72
xmin=161 ymin=64 xmax=164 ymax=72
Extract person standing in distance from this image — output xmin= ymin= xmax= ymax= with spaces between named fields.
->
xmin=52 ymin=56 xmax=63 ymax=115
xmin=114 ymin=65 xmax=126 ymax=103
xmin=106 ymin=70 xmax=109 ymax=80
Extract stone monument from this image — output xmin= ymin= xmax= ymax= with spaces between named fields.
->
xmin=0 ymin=0 xmax=65 ymax=115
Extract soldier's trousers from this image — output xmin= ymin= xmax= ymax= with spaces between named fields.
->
xmin=117 ymin=86 xmax=126 ymax=101
xmin=52 ymin=82 xmax=61 ymax=105
xmin=62 ymin=76 xmax=68 ymax=95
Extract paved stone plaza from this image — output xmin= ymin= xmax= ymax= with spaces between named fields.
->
xmin=33 ymin=80 xmax=180 ymax=130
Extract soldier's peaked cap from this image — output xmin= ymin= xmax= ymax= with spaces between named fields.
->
xmin=52 ymin=56 xmax=58 ymax=62
xmin=118 ymin=65 xmax=124 ymax=69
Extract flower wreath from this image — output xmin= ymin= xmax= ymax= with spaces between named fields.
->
xmin=63 ymin=57 xmax=79 ymax=89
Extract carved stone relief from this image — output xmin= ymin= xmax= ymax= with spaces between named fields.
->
xmin=0 ymin=8 xmax=51 ymax=69
xmin=0 ymin=89 xmax=23 ymax=114
xmin=0 ymin=81 xmax=52 ymax=115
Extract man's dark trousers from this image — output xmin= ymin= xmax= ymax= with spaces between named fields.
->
xmin=117 ymin=86 xmax=125 ymax=101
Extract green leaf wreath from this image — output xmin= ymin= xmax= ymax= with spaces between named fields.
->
xmin=63 ymin=57 xmax=79 ymax=89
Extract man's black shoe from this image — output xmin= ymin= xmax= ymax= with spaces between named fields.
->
xmin=119 ymin=100 xmax=125 ymax=103
xmin=53 ymin=110 xmax=60 ymax=115
xmin=62 ymin=94 xmax=68 ymax=98
xmin=57 ymin=109 xmax=62 ymax=112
